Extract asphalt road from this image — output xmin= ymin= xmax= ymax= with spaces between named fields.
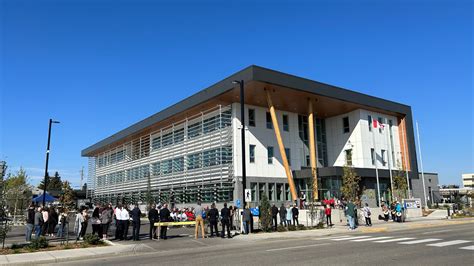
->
xmin=47 ymin=223 xmax=473 ymax=266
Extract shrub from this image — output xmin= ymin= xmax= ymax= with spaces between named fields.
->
xmin=288 ymin=225 xmax=297 ymax=231
xmin=297 ymin=224 xmax=306 ymax=230
xmin=28 ymin=237 xmax=49 ymax=250
xmin=277 ymin=226 xmax=287 ymax=232
xmin=83 ymin=234 xmax=101 ymax=245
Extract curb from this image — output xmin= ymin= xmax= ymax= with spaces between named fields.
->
xmin=1 ymin=243 xmax=154 ymax=266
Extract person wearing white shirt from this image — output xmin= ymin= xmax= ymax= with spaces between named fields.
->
xmin=114 ymin=205 xmax=125 ymax=240
xmin=122 ymin=206 xmax=131 ymax=240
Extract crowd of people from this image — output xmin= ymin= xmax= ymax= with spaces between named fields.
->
xmin=25 ymin=204 xmax=69 ymax=241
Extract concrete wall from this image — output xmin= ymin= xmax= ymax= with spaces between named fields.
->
xmin=412 ymin=172 xmax=440 ymax=207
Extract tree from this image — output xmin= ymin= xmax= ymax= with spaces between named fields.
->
xmin=0 ymin=161 xmax=10 ymax=248
xmin=393 ymin=168 xmax=408 ymax=201
xmin=340 ymin=165 xmax=361 ymax=201
xmin=4 ymin=168 xmax=31 ymax=224
xmin=259 ymin=194 xmax=272 ymax=232
xmin=38 ymin=171 xmax=63 ymax=191
xmin=59 ymin=181 xmax=76 ymax=210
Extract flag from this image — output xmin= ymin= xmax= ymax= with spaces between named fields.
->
xmin=373 ymin=119 xmax=385 ymax=130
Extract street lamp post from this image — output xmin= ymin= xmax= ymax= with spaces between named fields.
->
xmin=233 ymin=80 xmax=247 ymax=208
xmin=42 ymin=119 xmax=60 ymax=206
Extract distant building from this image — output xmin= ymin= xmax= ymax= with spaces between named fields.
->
xmin=462 ymin=173 xmax=474 ymax=188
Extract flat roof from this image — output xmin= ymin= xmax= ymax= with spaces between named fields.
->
xmin=82 ymin=65 xmax=412 ymax=157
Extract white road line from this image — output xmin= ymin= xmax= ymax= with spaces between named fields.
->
xmin=427 ymin=240 xmax=471 ymax=247
xmin=331 ymin=236 xmax=371 ymax=241
xmin=459 ymin=245 xmax=474 ymax=250
xmin=399 ymin=238 xmax=441 ymax=245
xmin=374 ymin=237 xmax=414 ymax=243
xmin=312 ymin=236 xmax=350 ymax=241
xmin=421 ymin=229 xmax=453 ymax=235
xmin=351 ymin=237 xmax=393 ymax=242
xmin=266 ymin=243 xmax=330 ymax=252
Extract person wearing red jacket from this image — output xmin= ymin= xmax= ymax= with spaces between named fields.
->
xmin=325 ymin=204 xmax=332 ymax=227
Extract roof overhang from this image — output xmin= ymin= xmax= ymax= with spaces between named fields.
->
xmin=81 ymin=65 xmax=413 ymax=157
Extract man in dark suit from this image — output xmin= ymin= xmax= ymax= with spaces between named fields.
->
xmin=148 ymin=204 xmax=159 ymax=239
xmin=159 ymin=203 xmax=171 ymax=240
xmin=208 ymin=203 xmax=219 ymax=237
xmin=220 ymin=203 xmax=231 ymax=238
xmin=131 ymin=204 xmax=142 ymax=241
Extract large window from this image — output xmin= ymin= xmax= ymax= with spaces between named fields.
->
xmin=152 ymin=162 xmax=161 ymax=176
xmin=162 ymin=132 xmax=173 ymax=147
xmin=248 ymin=109 xmax=256 ymax=127
xmin=268 ymin=183 xmax=275 ymax=201
xmin=276 ymin=183 xmax=284 ymax=201
xmin=378 ymin=117 xmax=383 ymax=133
xmin=371 ymin=148 xmax=375 ymax=165
xmin=343 ymin=117 xmax=350 ymax=133
xmin=381 ymin=149 xmax=387 ymax=166
xmin=173 ymin=157 xmax=185 ymax=172
xmin=259 ymin=183 xmax=266 ymax=201
xmin=266 ymin=112 xmax=273 ymax=129
xmin=267 ymin=146 xmax=274 ymax=164
xmin=187 ymin=121 xmax=202 ymax=139
xmin=250 ymin=183 xmax=257 ymax=202
xmin=187 ymin=152 xmax=202 ymax=170
xmin=162 ymin=159 xmax=173 ymax=174
xmin=368 ymin=115 xmax=372 ymax=132
xmin=203 ymin=149 xmax=220 ymax=167
xmin=345 ymin=149 xmax=352 ymax=166
xmin=249 ymin=145 xmax=256 ymax=163
xmin=298 ymin=115 xmax=309 ymax=145
xmin=151 ymin=136 xmax=161 ymax=150
xmin=173 ymin=128 xmax=184 ymax=144
xmin=283 ymin=114 xmax=289 ymax=132
xmin=285 ymin=148 xmax=291 ymax=166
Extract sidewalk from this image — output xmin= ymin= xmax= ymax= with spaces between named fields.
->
xmin=1 ymin=217 xmax=472 ymax=265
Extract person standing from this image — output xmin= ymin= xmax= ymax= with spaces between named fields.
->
xmin=159 ymin=203 xmax=171 ymax=240
xmin=131 ymin=204 xmax=142 ymax=241
xmin=122 ymin=206 xmax=130 ymax=240
xmin=57 ymin=208 xmax=68 ymax=238
xmin=271 ymin=203 xmax=279 ymax=230
xmin=220 ymin=203 xmax=231 ymax=238
xmin=229 ymin=206 xmax=234 ymax=230
xmin=291 ymin=204 xmax=299 ymax=226
xmin=114 ymin=204 xmax=124 ymax=240
xmin=208 ymin=203 xmax=219 ymax=237
xmin=395 ymin=201 xmax=402 ymax=223
xmin=48 ymin=208 xmax=58 ymax=237
xmin=286 ymin=205 xmax=292 ymax=226
xmin=25 ymin=204 xmax=35 ymax=242
xmin=194 ymin=201 xmax=205 ymax=239
xmin=41 ymin=207 xmax=49 ymax=236
xmin=91 ymin=207 xmax=101 ymax=236
xmin=346 ymin=200 xmax=356 ymax=230
xmin=74 ymin=209 xmax=84 ymax=241
xmin=363 ymin=203 xmax=372 ymax=226
xmin=325 ymin=204 xmax=332 ymax=227
xmin=101 ymin=204 xmax=113 ymax=239
xmin=242 ymin=205 xmax=251 ymax=234
xmin=299 ymin=192 xmax=306 ymax=209
xmin=34 ymin=207 xmax=44 ymax=239
xmin=279 ymin=203 xmax=287 ymax=227
xmin=148 ymin=204 xmax=159 ymax=240
xmin=80 ymin=208 xmax=89 ymax=239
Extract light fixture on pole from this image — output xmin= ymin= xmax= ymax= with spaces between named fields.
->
xmin=232 ymin=80 xmax=247 ymax=208
xmin=42 ymin=119 xmax=60 ymax=206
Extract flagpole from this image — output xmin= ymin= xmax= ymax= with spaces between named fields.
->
xmin=385 ymin=118 xmax=394 ymax=203
xmin=402 ymin=122 xmax=411 ymax=198
xmin=372 ymin=119 xmax=382 ymax=207
xmin=416 ymin=121 xmax=428 ymax=209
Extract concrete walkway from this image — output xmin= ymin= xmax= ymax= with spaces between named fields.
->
xmin=2 ymin=217 xmax=472 ymax=265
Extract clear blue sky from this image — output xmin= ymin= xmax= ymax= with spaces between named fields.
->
xmin=1 ymin=0 xmax=472 ymax=188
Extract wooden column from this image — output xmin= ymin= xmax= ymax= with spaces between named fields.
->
xmin=265 ymin=90 xmax=298 ymax=201
xmin=308 ymin=99 xmax=319 ymax=201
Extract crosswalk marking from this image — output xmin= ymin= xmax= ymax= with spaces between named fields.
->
xmin=459 ymin=245 xmax=474 ymax=250
xmin=399 ymin=238 xmax=441 ymax=245
xmin=374 ymin=237 xmax=414 ymax=243
xmin=427 ymin=240 xmax=471 ymax=247
xmin=352 ymin=237 xmax=393 ymax=242
xmin=331 ymin=236 xmax=370 ymax=241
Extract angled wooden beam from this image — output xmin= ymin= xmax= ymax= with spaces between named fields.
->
xmin=265 ymin=89 xmax=298 ymax=202
xmin=308 ymin=99 xmax=319 ymax=201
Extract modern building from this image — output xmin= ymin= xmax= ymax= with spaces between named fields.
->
xmin=412 ymin=172 xmax=441 ymax=206
xmin=81 ymin=65 xmax=420 ymax=207
xmin=462 ymin=173 xmax=474 ymax=188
